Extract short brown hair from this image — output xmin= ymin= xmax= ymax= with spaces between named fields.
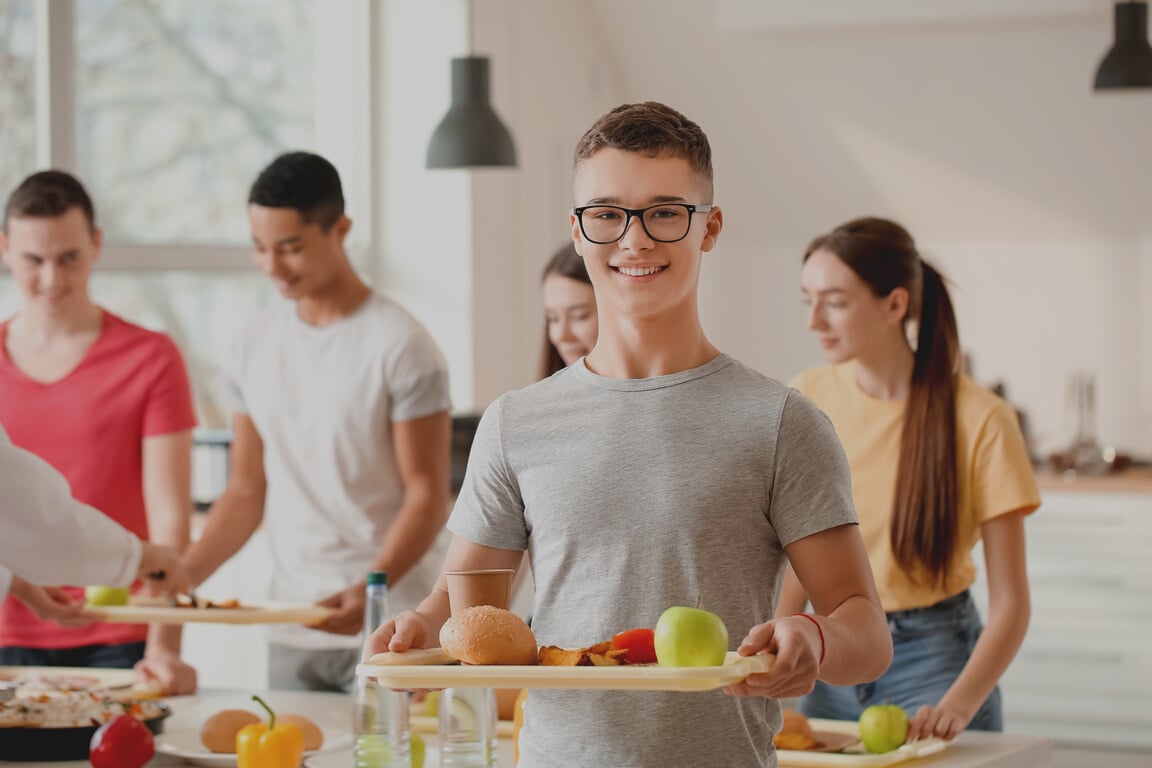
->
xmin=573 ymin=102 xmax=714 ymax=202
xmin=3 ymin=170 xmax=96 ymax=233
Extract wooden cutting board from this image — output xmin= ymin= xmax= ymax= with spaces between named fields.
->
xmin=88 ymin=602 xmax=334 ymax=625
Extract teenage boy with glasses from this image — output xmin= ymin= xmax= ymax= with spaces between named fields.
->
xmin=369 ymin=102 xmax=892 ymax=767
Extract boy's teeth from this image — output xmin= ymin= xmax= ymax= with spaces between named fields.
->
xmin=619 ymin=266 xmax=661 ymax=277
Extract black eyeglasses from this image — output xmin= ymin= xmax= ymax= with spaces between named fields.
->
xmin=572 ymin=203 xmax=713 ymax=244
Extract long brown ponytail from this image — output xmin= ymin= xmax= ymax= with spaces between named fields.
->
xmin=805 ymin=218 xmax=961 ymax=587
xmin=893 ymin=261 xmax=959 ymax=587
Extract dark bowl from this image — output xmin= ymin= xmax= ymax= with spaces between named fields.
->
xmin=0 ymin=705 xmax=170 ymax=762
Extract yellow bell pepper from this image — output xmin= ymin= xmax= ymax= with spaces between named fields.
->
xmin=236 ymin=694 xmax=304 ymax=768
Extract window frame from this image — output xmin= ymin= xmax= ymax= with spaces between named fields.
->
xmin=30 ymin=0 xmax=381 ymax=276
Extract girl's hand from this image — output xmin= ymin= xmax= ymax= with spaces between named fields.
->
xmin=908 ymin=700 xmax=975 ymax=741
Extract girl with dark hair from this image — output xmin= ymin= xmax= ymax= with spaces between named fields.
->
xmin=538 ymin=243 xmax=597 ymax=380
xmin=780 ymin=217 xmax=1040 ymax=741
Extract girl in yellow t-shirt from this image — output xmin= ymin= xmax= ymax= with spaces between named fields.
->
xmin=780 ymin=217 xmax=1040 ymax=742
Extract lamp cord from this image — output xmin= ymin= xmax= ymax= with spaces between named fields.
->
xmin=468 ymin=0 xmax=474 ymax=56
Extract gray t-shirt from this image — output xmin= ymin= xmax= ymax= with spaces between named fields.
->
xmin=449 ymin=354 xmax=855 ymax=768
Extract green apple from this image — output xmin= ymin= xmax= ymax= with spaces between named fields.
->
xmin=859 ymin=704 xmax=910 ymax=753
xmin=410 ymin=732 xmax=426 ymax=768
xmin=653 ymin=605 xmax=729 ymax=667
xmin=84 ymin=585 xmax=130 ymax=606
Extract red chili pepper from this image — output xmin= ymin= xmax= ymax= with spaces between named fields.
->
xmin=612 ymin=627 xmax=658 ymax=664
xmin=89 ymin=714 xmax=155 ymax=768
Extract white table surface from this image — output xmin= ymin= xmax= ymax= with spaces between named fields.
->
xmin=0 ymin=688 xmax=1050 ymax=767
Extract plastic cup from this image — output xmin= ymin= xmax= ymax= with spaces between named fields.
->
xmin=444 ymin=569 xmax=514 ymax=615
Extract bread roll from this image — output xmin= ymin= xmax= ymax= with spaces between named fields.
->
xmin=774 ymin=708 xmax=817 ymax=751
xmin=278 ymin=714 xmax=324 ymax=751
xmin=200 ymin=708 xmax=261 ymax=753
xmin=439 ymin=605 xmax=537 ymax=665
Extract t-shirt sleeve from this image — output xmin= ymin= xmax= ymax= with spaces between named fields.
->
xmin=446 ymin=398 xmax=528 ymax=550
xmin=970 ymin=398 xmax=1041 ymax=523
xmin=769 ymin=389 xmax=858 ymax=547
xmin=142 ymin=334 xmax=198 ymax=437
xmin=386 ymin=323 xmax=452 ymax=422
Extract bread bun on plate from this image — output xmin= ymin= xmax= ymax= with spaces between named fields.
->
xmin=439 ymin=605 xmax=537 ymax=665
xmin=200 ymin=709 xmax=261 ymax=753
xmin=277 ymin=714 xmax=324 ymax=750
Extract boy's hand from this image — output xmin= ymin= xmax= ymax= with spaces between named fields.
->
xmin=723 ymin=616 xmax=821 ymax=699
xmin=364 ymin=610 xmax=431 ymax=658
xmin=313 ymin=583 xmax=367 ymax=635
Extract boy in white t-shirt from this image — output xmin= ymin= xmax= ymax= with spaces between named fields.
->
xmin=184 ymin=152 xmax=452 ymax=691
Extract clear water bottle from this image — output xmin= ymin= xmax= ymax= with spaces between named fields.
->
xmin=353 ymin=571 xmax=411 ymax=768
xmin=437 ymin=686 xmax=498 ymax=767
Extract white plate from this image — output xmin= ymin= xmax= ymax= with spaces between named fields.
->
xmin=155 ymin=728 xmax=353 ymax=767
xmin=359 ymin=651 xmax=773 ymax=692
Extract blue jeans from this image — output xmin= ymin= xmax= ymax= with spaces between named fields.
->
xmin=0 ymin=641 xmax=147 ymax=669
xmin=799 ymin=590 xmax=1003 ymax=731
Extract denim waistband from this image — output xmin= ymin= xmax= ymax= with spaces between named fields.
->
xmin=885 ymin=589 xmax=972 ymax=620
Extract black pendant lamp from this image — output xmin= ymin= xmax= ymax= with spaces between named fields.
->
xmin=1094 ymin=2 xmax=1152 ymax=90
xmin=426 ymin=0 xmax=517 ymax=168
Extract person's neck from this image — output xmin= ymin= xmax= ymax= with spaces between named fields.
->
xmin=295 ymin=271 xmax=371 ymax=327
xmin=852 ymin=342 xmax=915 ymax=401
xmin=11 ymin=301 xmax=103 ymax=343
xmin=585 ymin=312 xmax=718 ymax=379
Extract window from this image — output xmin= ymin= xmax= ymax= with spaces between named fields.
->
xmin=74 ymin=0 xmax=316 ymax=245
xmin=0 ymin=0 xmax=37 ymax=197
xmin=0 ymin=0 xmax=376 ymax=431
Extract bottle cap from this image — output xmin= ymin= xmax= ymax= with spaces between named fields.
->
xmin=366 ymin=571 xmax=388 ymax=586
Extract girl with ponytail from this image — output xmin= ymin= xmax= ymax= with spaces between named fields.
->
xmin=778 ymin=217 xmax=1039 ymax=741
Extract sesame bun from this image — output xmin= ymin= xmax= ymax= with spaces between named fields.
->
xmin=439 ymin=605 xmax=537 ymax=665
xmin=200 ymin=709 xmax=261 ymax=753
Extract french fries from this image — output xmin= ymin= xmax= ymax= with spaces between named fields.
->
xmin=537 ymin=640 xmax=636 ymax=667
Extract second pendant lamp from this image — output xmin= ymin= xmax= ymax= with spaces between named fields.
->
xmin=1094 ymin=1 xmax=1152 ymax=90
xmin=426 ymin=0 xmax=517 ymax=169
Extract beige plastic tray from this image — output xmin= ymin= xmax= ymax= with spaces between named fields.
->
xmin=88 ymin=602 xmax=333 ymax=625
xmin=358 ymin=650 xmax=773 ymax=692
xmin=778 ymin=719 xmax=949 ymax=767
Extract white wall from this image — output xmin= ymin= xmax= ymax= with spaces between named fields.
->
xmin=447 ymin=1 xmax=1152 ymax=460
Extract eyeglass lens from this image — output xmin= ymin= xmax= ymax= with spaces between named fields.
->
xmin=579 ymin=205 xmax=694 ymax=244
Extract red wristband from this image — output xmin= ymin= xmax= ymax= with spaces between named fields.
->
xmin=791 ymin=613 xmax=826 ymax=665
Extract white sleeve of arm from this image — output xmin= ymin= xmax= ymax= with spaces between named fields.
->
xmin=0 ymin=436 xmax=142 ymax=589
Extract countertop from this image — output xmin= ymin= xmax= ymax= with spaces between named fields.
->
xmin=0 ymin=688 xmax=1052 ymax=767
xmin=1035 ymin=467 xmax=1152 ymax=494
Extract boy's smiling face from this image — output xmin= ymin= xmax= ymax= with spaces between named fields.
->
xmin=570 ymin=148 xmax=721 ymax=325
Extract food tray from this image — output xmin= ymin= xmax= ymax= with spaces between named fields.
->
xmin=0 ymin=665 xmax=137 ymax=691
xmin=88 ymin=602 xmax=334 ymax=625
xmin=777 ymin=719 xmax=949 ymax=767
xmin=358 ymin=651 xmax=773 ymax=692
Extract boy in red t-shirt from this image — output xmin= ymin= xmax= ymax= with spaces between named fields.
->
xmin=0 ymin=171 xmax=198 ymax=694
